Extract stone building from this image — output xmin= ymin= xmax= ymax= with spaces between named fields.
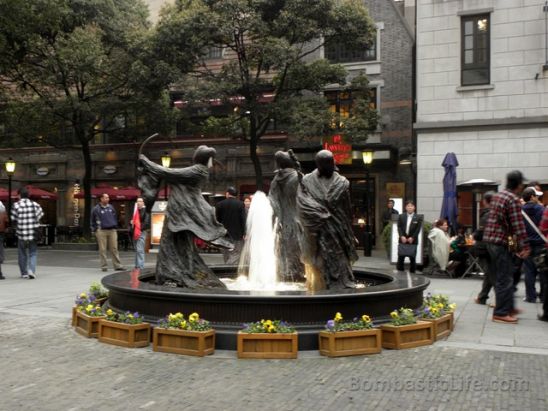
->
xmin=415 ymin=0 xmax=548 ymax=226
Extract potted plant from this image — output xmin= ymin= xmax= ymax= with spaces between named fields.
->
xmin=425 ymin=294 xmax=456 ymax=329
xmin=380 ymin=308 xmax=434 ymax=349
xmin=319 ymin=312 xmax=381 ymax=357
xmin=74 ymin=303 xmax=106 ymax=338
xmin=88 ymin=281 xmax=109 ymax=305
xmin=419 ymin=296 xmax=456 ymax=340
xmin=72 ymin=291 xmax=101 ymax=327
xmin=237 ymin=320 xmax=298 ymax=359
xmin=153 ymin=312 xmax=215 ymax=357
xmin=98 ymin=310 xmax=151 ymax=348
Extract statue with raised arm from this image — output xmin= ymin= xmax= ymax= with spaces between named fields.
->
xmin=269 ymin=150 xmax=305 ymax=282
xmin=297 ymin=150 xmax=357 ymax=290
xmin=137 ymin=145 xmax=232 ymax=288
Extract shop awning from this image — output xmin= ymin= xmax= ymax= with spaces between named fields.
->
xmin=74 ymin=185 xmax=141 ymax=200
xmin=0 ymin=185 xmax=57 ymax=201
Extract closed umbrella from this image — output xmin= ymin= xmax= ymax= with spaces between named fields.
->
xmin=440 ymin=152 xmax=459 ymax=235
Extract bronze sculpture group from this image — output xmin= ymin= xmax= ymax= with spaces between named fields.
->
xmin=138 ymin=144 xmax=357 ymax=291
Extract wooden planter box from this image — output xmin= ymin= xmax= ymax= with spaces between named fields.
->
xmin=98 ymin=319 xmax=151 ymax=348
xmin=380 ymin=321 xmax=434 ymax=350
xmin=319 ymin=328 xmax=382 ymax=357
xmin=153 ymin=328 xmax=215 ymax=357
xmin=237 ymin=332 xmax=298 ymax=359
xmin=72 ymin=306 xmax=77 ymax=327
xmin=74 ymin=311 xmax=106 ymax=338
xmin=423 ymin=313 xmax=453 ymax=340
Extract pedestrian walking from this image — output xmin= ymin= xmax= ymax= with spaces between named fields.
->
xmin=11 ymin=187 xmax=43 ymax=279
xmin=216 ymin=187 xmax=246 ymax=264
xmin=473 ymin=191 xmax=496 ymax=306
xmin=91 ymin=193 xmax=125 ymax=272
xmin=484 ymin=171 xmax=530 ymax=324
xmin=130 ymin=197 xmax=150 ymax=270
xmin=0 ymin=201 xmax=8 ymax=280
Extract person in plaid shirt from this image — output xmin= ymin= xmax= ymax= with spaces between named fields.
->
xmin=11 ymin=187 xmax=44 ymax=279
xmin=484 ymin=171 xmax=530 ymax=324
xmin=538 ymin=207 xmax=548 ymax=322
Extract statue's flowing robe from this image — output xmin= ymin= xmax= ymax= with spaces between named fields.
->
xmin=138 ymin=155 xmax=230 ymax=288
xmin=269 ymin=168 xmax=305 ymax=282
xmin=297 ymin=170 xmax=358 ymax=289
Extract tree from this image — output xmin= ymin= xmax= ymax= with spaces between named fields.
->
xmin=0 ymin=0 xmax=177 ymax=237
xmin=154 ymin=0 xmax=377 ymax=190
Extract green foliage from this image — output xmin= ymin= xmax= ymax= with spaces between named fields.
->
xmin=76 ymin=303 xmax=104 ymax=317
xmin=389 ymin=308 xmax=417 ymax=326
xmin=88 ymin=282 xmax=108 ymax=299
xmin=242 ymin=319 xmax=296 ymax=334
xmin=324 ymin=312 xmax=374 ymax=332
xmin=105 ymin=309 xmax=144 ymax=324
xmin=153 ymin=0 xmax=377 ymax=187
xmin=157 ymin=312 xmax=213 ymax=331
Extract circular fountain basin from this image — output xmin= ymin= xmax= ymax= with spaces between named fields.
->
xmin=102 ymin=266 xmax=429 ymax=350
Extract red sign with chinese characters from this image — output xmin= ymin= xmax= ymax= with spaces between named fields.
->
xmin=323 ymin=135 xmax=352 ymax=165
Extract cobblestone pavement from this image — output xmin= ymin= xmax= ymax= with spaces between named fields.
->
xmin=1 ymin=249 xmax=548 ymax=410
xmin=1 ymin=312 xmax=546 ymax=411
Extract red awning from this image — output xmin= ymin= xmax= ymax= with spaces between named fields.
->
xmin=0 ymin=185 xmax=57 ymax=201
xmin=74 ymin=185 xmax=141 ymax=200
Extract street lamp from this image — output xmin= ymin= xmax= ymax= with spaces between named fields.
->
xmin=5 ymin=158 xmax=15 ymax=224
xmin=161 ymin=152 xmax=171 ymax=200
xmin=362 ymin=151 xmax=373 ymax=257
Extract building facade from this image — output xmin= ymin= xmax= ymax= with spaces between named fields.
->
xmin=416 ymin=0 xmax=548 ymax=224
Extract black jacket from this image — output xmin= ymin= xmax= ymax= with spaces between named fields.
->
xmin=215 ymin=197 xmax=246 ymax=241
xmin=397 ymin=213 xmax=422 ymax=243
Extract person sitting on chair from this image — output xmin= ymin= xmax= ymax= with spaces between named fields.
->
xmin=427 ymin=219 xmax=451 ymax=275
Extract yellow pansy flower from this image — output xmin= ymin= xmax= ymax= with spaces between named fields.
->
xmin=128 ymin=313 xmax=134 ymax=319
xmin=390 ymin=311 xmax=399 ymax=319
xmin=334 ymin=312 xmax=343 ymax=322
xmin=189 ymin=312 xmax=199 ymax=322
xmin=106 ymin=309 xmax=113 ymax=316
xmin=179 ymin=320 xmax=187 ymax=329
xmin=361 ymin=315 xmax=371 ymax=323
xmin=175 ymin=312 xmax=184 ymax=319
xmin=80 ymin=292 xmax=87 ymax=298
xmin=449 ymin=303 xmax=457 ymax=311
xmin=437 ymin=303 xmax=444 ymax=310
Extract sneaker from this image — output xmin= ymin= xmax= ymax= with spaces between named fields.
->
xmin=114 ymin=266 xmax=127 ymax=271
xmin=492 ymin=315 xmax=518 ymax=324
xmin=21 ymin=274 xmax=29 ymax=279
xmin=27 ymin=272 xmax=36 ymax=279
xmin=101 ymin=268 xmax=108 ymax=272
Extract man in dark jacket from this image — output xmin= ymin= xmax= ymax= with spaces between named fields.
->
xmin=396 ymin=200 xmax=423 ymax=273
xmin=216 ymin=187 xmax=246 ymax=264
xmin=381 ymin=199 xmax=399 ymax=229
xmin=474 ymin=191 xmax=495 ymax=305
xmin=521 ymin=187 xmax=545 ymax=303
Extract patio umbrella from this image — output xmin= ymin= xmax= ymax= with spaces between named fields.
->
xmin=440 ymin=152 xmax=459 ymax=235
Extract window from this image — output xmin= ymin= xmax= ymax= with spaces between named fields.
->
xmin=205 ymin=46 xmax=223 ymax=60
xmin=325 ymin=37 xmax=377 ymax=63
xmin=325 ymin=89 xmax=377 ymax=129
xmin=461 ymin=15 xmax=490 ymax=86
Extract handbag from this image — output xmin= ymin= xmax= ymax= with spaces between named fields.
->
xmin=398 ymin=243 xmax=417 ymax=258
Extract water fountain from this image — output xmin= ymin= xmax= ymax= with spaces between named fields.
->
xmin=102 ymin=146 xmax=429 ymax=350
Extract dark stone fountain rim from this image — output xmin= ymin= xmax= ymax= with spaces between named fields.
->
xmin=102 ymin=265 xmax=429 ymax=301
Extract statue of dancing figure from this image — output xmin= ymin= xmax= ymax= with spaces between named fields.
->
xmin=138 ymin=145 xmax=232 ymax=288
xmin=297 ymin=150 xmax=358 ymax=290
xmin=269 ymin=150 xmax=305 ymax=282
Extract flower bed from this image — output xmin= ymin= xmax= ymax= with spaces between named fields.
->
xmin=153 ymin=312 xmax=215 ymax=357
xmin=237 ymin=320 xmax=297 ymax=359
xmin=98 ymin=310 xmax=150 ymax=348
xmin=380 ymin=308 xmax=434 ymax=349
xmin=74 ymin=304 xmax=106 ymax=338
xmin=319 ymin=312 xmax=381 ymax=357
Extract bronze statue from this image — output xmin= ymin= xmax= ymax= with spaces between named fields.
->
xmin=297 ymin=150 xmax=357 ymax=290
xmin=137 ymin=145 xmax=232 ymax=288
xmin=269 ymin=150 xmax=305 ymax=282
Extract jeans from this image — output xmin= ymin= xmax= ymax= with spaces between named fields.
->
xmin=487 ymin=243 xmax=515 ymax=317
xmin=133 ymin=231 xmax=147 ymax=269
xmin=523 ymin=245 xmax=546 ymax=302
xmin=18 ymin=239 xmax=37 ymax=276
xmin=477 ymin=254 xmax=496 ymax=303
